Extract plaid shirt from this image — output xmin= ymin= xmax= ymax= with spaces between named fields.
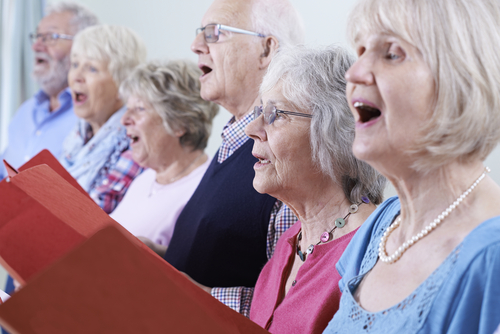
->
xmin=90 ymin=149 xmax=143 ymax=214
xmin=211 ymin=113 xmax=298 ymax=317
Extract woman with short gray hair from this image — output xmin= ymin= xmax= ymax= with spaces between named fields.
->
xmin=245 ymin=45 xmax=385 ymax=334
xmin=110 ymin=60 xmax=218 ymax=248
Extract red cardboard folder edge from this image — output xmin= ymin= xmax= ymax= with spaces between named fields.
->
xmin=3 ymin=149 xmax=89 ymax=197
xmin=0 ymin=226 xmax=269 ymax=334
xmin=0 ymin=152 xmax=149 ymax=284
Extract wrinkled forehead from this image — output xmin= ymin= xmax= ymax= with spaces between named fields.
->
xmin=202 ymin=0 xmax=253 ymax=28
xmin=37 ymin=11 xmax=75 ymax=34
xmin=70 ymin=44 xmax=109 ymax=65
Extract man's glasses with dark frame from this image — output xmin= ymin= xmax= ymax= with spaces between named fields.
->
xmin=196 ymin=23 xmax=265 ymax=43
xmin=253 ymin=105 xmax=313 ymax=125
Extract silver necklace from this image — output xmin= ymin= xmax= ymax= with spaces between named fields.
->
xmin=378 ymin=167 xmax=490 ymax=264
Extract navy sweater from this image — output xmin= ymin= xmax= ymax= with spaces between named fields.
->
xmin=164 ymin=140 xmax=276 ymax=288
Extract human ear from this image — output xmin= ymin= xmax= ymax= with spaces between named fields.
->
xmin=259 ymin=36 xmax=279 ymax=69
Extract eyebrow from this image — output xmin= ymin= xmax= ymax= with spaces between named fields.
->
xmin=38 ymin=25 xmax=62 ymax=31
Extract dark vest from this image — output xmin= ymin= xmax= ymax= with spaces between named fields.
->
xmin=164 ymin=140 xmax=276 ymax=288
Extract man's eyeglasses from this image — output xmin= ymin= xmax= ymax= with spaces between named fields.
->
xmin=196 ymin=24 xmax=265 ymax=43
xmin=29 ymin=32 xmax=74 ymax=45
xmin=253 ymin=105 xmax=313 ymax=125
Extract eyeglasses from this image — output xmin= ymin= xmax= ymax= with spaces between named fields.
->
xmin=29 ymin=32 xmax=74 ymax=45
xmin=253 ymin=105 xmax=313 ymax=125
xmin=196 ymin=24 xmax=265 ymax=43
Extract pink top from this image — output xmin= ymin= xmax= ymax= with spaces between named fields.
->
xmin=250 ymin=221 xmax=358 ymax=334
xmin=110 ymin=160 xmax=209 ymax=246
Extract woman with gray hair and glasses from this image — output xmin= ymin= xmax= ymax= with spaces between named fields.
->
xmin=110 ymin=60 xmax=218 ymax=249
xmin=245 ymin=45 xmax=385 ymax=334
xmin=323 ymin=0 xmax=500 ymax=333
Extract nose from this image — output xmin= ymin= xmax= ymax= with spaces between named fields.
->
xmin=32 ymin=37 xmax=47 ymax=52
xmin=191 ymin=30 xmax=209 ymax=55
xmin=68 ymin=64 xmax=84 ymax=88
xmin=121 ymin=109 xmax=133 ymax=126
xmin=245 ymin=114 xmax=267 ymax=142
xmin=345 ymin=53 xmax=375 ymax=86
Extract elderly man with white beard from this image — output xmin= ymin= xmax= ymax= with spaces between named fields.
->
xmin=0 ymin=2 xmax=98 ymax=179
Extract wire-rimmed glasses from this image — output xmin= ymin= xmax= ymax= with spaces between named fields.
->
xmin=196 ymin=24 xmax=265 ymax=43
xmin=29 ymin=32 xmax=74 ymax=45
xmin=253 ymin=105 xmax=313 ymax=125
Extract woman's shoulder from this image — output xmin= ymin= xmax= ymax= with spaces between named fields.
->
xmin=456 ymin=215 xmax=500 ymax=270
xmin=423 ymin=217 xmax=500 ymax=334
xmin=335 ymin=197 xmax=400 ymax=289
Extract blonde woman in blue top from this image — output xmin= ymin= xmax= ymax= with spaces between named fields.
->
xmin=323 ymin=0 xmax=500 ymax=333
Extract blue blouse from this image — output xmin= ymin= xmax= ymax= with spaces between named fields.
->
xmin=323 ymin=197 xmax=500 ymax=334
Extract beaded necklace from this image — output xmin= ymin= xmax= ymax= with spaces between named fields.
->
xmin=296 ymin=196 xmax=370 ymax=262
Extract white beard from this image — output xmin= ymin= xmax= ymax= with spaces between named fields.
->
xmin=33 ymin=52 xmax=70 ymax=96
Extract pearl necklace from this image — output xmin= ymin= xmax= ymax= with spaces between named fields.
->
xmin=378 ymin=167 xmax=490 ymax=264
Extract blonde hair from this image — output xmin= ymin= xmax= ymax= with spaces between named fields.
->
xmin=120 ymin=60 xmax=219 ymax=151
xmin=348 ymin=0 xmax=500 ymax=171
xmin=71 ymin=25 xmax=147 ymax=87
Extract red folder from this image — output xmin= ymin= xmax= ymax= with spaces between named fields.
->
xmin=0 ymin=153 xmax=269 ymax=333
xmin=3 ymin=149 xmax=89 ymax=197
xmin=0 ymin=226 xmax=268 ymax=334
xmin=0 ymin=153 xmax=148 ymax=284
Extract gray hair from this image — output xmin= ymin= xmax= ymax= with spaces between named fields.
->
xmin=46 ymin=1 xmax=99 ymax=33
xmin=250 ymin=0 xmax=305 ymax=48
xmin=348 ymin=0 xmax=500 ymax=171
xmin=260 ymin=45 xmax=386 ymax=204
xmin=71 ymin=25 xmax=147 ymax=88
xmin=120 ymin=60 xmax=219 ymax=151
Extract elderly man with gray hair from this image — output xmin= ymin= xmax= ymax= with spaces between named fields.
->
xmin=142 ymin=0 xmax=304 ymax=317
xmin=0 ymin=2 xmax=98 ymax=179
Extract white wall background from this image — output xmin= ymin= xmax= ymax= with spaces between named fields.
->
xmin=47 ymin=0 xmax=354 ymax=159
xmin=1 ymin=0 xmax=500 ymax=288
xmin=46 ymin=0 xmax=500 ymax=186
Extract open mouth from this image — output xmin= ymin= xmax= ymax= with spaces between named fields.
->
xmin=34 ymin=52 xmax=50 ymax=66
xmin=353 ymin=101 xmax=382 ymax=123
xmin=73 ymin=92 xmax=88 ymax=104
xmin=200 ymin=65 xmax=212 ymax=76
xmin=127 ymin=134 xmax=139 ymax=144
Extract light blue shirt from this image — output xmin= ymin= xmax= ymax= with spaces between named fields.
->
xmin=0 ymin=88 xmax=77 ymax=179
xmin=324 ymin=197 xmax=500 ymax=334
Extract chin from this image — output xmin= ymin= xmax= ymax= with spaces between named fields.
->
xmin=352 ymin=135 xmax=378 ymax=160
xmin=200 ymin=85 xmax=221 ymax=103
xmin=73 ymin=108 xmax=90 ymax=121
xmin=252 ymin=178 xmax=270 ymax=195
